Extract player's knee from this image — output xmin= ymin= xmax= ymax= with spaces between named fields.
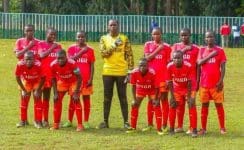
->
xmin=131 ymin=100 xmax=140 ymax=107
xmin=215 ymin=102 xmax=223 ymax=107
xmin=202 ymin=102 xmax=209 ymax=107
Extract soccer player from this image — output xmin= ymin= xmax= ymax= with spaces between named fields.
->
xmin=97 ymin=19 xmax=134 ymax=129
xmin=50 ymin=50 xmax=82 ymax=131
xmin=15 ymin=51 xmax=45 ymax=129
xmin=143 ymin=27 xmax=171 ymax=133
xmin=197 ymin=30 xmax=227 ymax=135
xmin=167 ymin=51 xmax=198 ymax=137
xmin=64 ymin=31 xmax=95 ymax=129
xmin=14 ymin=24 xmax=40 ymax=60
xmin=171 ymin=28 xmax=199 ymax=134
xmin=220 ymin=22 xmax=231 ymax=48
xmin=126 ymin=58 xmax=163 ymax=135
xmin=38 ymin=27 xmax=62 ymax=127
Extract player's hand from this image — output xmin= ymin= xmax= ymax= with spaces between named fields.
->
xmin=51 ymin=43 xmax=58 ymax=50
xmin=152 ymin=99 xmax=160 ymax=106
xmin=34 ymin=89 xmax=41 ymax=99
xmin=21 ymin=90 xmax=30 ymax=98
xmin=170 ymin=98 xmax=177 ymax=108
xmin=81 ymin=46 xmax=88 ymax=53
xmin=72 ymin=91 xmax=80 ymax=101
xmin=86 ymin=79 xmax=92 ymax=87
xmin=27 ymin=40 xmax=35 ymax=48
xmin=53 ymin=92 xmax=58 ymax=102
xmin=216 ymin=80 xmax=223 ymax=92
xmin=187 ymin=97 xmax=195 ymax=108
xmin=115 ymin=38 xmax=122 ymax=46
xmin=124 ymin=73 xmax=130 ymax=84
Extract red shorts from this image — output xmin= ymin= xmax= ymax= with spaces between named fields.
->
xmin=19 ymin=80 xmax=40 ymax=92
xmin=80 ymin=86 xmax=93 ymax=95
xmin=199 ymin=87 xmax=224 ymax=103
xmin=159 ymin=82 xmax=168 ymax=93
xmin=136 ymin=93 xmax=156 ymax=100
xmin=174 ymin=91 xmax=196 ymax=102
xmin=57 ymin=81 xmax=77 ymax=95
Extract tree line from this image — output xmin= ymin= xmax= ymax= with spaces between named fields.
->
xmin=1 ymin=0 xmax=243 ymax=16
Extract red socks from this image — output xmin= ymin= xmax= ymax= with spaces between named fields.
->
xmin=53 ymin=93 xmax=65 ymax=124
xmin=130 ymin=106 xmax=139 ymax=129
xmin=83 ymin=96 xmax=91 ymax=122
xmin=42 ymin=99 xmax=49 ymax=122
xmin=147 ymin=100 xmax=154 ymax=126
xmin=201 ymin=106 xmax=209 ymax=130
xmin=169 ymin=107 xmax=176 ymax=129
xmin=20 ymin=96 xmax=30 ymax=121
xmin=176 ymin=100 xmax=185 ymax=128
xmin=189 ymin=106 xmax=197 ymax=129
xmin=154 ymin=105 xmax=162 ymax=131
xmin=68 ymin=99 xmax=75 ymax=122
xmin=75 ymin=101 xmax=83 ymax=125
xmin=216 ymin=104 xmax=225 ymax=129
xmin=161 ymin=99 xmax=169 ymax=127
xmin=34 ymin=97 xmax=42 ymax=122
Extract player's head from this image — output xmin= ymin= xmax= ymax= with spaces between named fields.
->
xmin=138 ymin=58 xmax=148 ymax=75
xmin=172 ymin=50 xmax=183 ymax=68
xmin=57 ymin=49 xmax=67 ymax=66
xmin=205 ymin=30 xmax=215 ymax=46
xmin=24 ymin=51 xmax=34 ymax=68
xmin=180 ymin=28 xmax=191 ymax=44
xmin=151 ymin=27 xmax=162 ymax=42
xmin=46 ymin=27 xmax=57 ymax=42
xmin=24 ymin=24 xmax=34 ymax=40
xmin=108 ymin=19 xmax=119 ymax=35
xmin=76 ymin=31 xmax=86 ymax=45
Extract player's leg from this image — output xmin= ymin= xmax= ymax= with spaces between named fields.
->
xmin=83 ymin=95 xmax=91 ymax=129
xmin=42 ymin=87 xmax=51 ymax=127
xmin=33 ymin=89 xmax=43 ymax=129
xmin=160 ymin=91 xmax=169 ymax=132
xmin=62 ymin=97 xmax=75 ymax=128
xmin=97 ymin=75 xmax=115 ymax=129
xmin=187 ymin=92 xmax=198 ymax=137
xmin=151 ymin=96 xmax=163 ymax=135
xmin=116 ymin=76 xmax=130 ymax=128
xmin=17 ymin=91 xmax=31 ymax=128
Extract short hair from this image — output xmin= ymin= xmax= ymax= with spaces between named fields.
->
xmin=46 ymin=27 xmax=56 ymax=34
xmin=24 ymin=51 xmax=34 ymax=58
xmin=139 ymin=57 xmax=148 ymax=63
xmin=181 ymin=28 xmax=191 ymax=35
xmin=205 ymin=30 xmax=216 ymax=36
xmin=108 ymin=19 xmax=119 ymax=25
xmin=24 ymin=24 xmax=34 ymax=30
xmin=57 ymin=49 xmax=66 ymax=56
xmin=152 ymin=26 xmax=162 ymax=33
xmin=173 ymin=50 xmax=183 ymax=57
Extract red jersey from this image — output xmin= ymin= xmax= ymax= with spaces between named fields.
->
xmin=198 ymin=46 xmax=227 ymax=88
xmin=220 ymin=25 xmax=231 ymax=35
xmin=241 ymin=24 xmax=244 ymax=35
xmin=51 ymin=59 xmax=79 ymax=83
xmin=67 ymin=44 xmax=95 ymax=83
xmin=144 ymin=41 xmax=171 ymax=82
xmin=15 ymin=60 xmax=43 ymax=83
xmin=15 ymin=38 xmax=40 ymax=60
xmin=130 ymin=68 xmax=158 ymax=95
xmin=166 ymin=61 xmax=193 ymax=95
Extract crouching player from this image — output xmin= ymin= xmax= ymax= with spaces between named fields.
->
xmin=15 ymin=51 xmax=45 ymax=129
xmin=126 ymin=58 xmax=163 ymax=135
xmin=197 ymin=31 xmax=227 ymax=135
xmin=50 ymin=50 xmax=83 ymax=131
xmin=167 ymin=51 xmax=198 ymax=137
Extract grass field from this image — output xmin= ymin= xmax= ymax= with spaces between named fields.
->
xmin=0 ymin=39 xmax=243 ymax=149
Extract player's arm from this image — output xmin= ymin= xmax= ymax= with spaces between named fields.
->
xmin=145 ymin=43 xmax=163 ymax=61
xmin=196 ymin=64 xmax=201 ymax=91
xmin=99 ymin=36 xmax=114 ymax=58
xmin=34 ymin=76 xmax=45 ymax=98
xmin=216 ymin=62 xmax=226 ymax=92
xmin=69 ymin=47 xmax=88 ymax=60
xmin=197 ymin=50 xmax=218 ymax=65
xmin=16 ymin=76 xmax=28 ymax=97
xmin=132 ymin=85 xmax=136 ymax=101
xmin=87 ymin=62 xmax=94 ymax=87
xmin=52 ymin=77 xmax=58 ymax=102
xmin=15 ymin=40 xmax=35 ymax=59
xmin=39 ymin=43 xmax=58 ymax=58
xmin=167 ymin=80 xmax=177 ymax=108
xmin=181 ymin=45 xmax=192 ymax=53
xmin=73 ymin=67 xmax=82 ymax=101
xmin=124 ymin=37 xmax=134 ymax=71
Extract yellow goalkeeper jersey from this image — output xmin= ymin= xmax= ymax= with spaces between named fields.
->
xmin=99 ymin=33 xmax=134 ymax=76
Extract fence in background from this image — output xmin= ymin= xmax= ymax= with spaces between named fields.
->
xmin=1 ymin=13 xmax=244 ymax=46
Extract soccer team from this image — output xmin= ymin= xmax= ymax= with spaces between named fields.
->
xmin=14 ymin=19 xmax=227 ymax=137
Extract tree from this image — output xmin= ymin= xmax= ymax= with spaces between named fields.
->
xmin=3 ymin=0 xmax=9 ymax=12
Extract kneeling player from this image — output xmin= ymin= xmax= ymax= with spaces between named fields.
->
xmin=167 ymin=51 xmax=198 ymax=137
xmin=15 ymin=51 xmax=45 ymax=129
xmin=50 ymin=50 xmax=83 ymax=131
xmin=126 ymin=58 xmax=163 ymax=135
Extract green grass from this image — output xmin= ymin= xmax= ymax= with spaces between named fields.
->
xmin=0 ymin=39 xmax=243 ymax=149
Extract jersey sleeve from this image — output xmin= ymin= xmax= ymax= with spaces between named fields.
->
xmin=15 ymin=64 xmax=22 ymax=77
xmin=130 ymin=71 xmax=136 ymax=85
xmin=144 ymin=42 xmax=150 ymax=54
xmin=219 ymin=49 xmax=227 ymax=63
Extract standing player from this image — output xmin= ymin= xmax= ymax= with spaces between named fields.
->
xmin=171 ymin=28 xmax=199 ymax=134
xmin=38 ymin=27 xmax=62 ymax=127
xmin=220 ymin=22 xmax=231 ymax=48
xmin=197 ymin=30 xmax=227 ymax=135
xmin=50 ymin=50 xmax=83 ymax=131
xmin=15 ymin=51 xmax=45 ymax=128
xmin=143 ymin=27 xmax=171 ymax=133
xmin=14 ymin=24 xmax=40 ymax=60
xmin=167 ymin=51 xmax=198 ymax=137
xmin=126 ymin=58 xmax=163 ymax=135
xmin=64 ymin=31 xmax=95 ymax=129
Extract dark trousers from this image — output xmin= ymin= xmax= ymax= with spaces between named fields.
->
xmin=102 ymin=75 xmax=128 ymax=124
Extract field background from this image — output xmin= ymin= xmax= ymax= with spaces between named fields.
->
xmin=0 ymin=39 xmax=243 ymax=149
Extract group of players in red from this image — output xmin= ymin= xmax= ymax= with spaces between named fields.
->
xmin=14 ymin=25 xmax=95 ymax=132
xmin=14 ymin=24 xmax=226 ymax=137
